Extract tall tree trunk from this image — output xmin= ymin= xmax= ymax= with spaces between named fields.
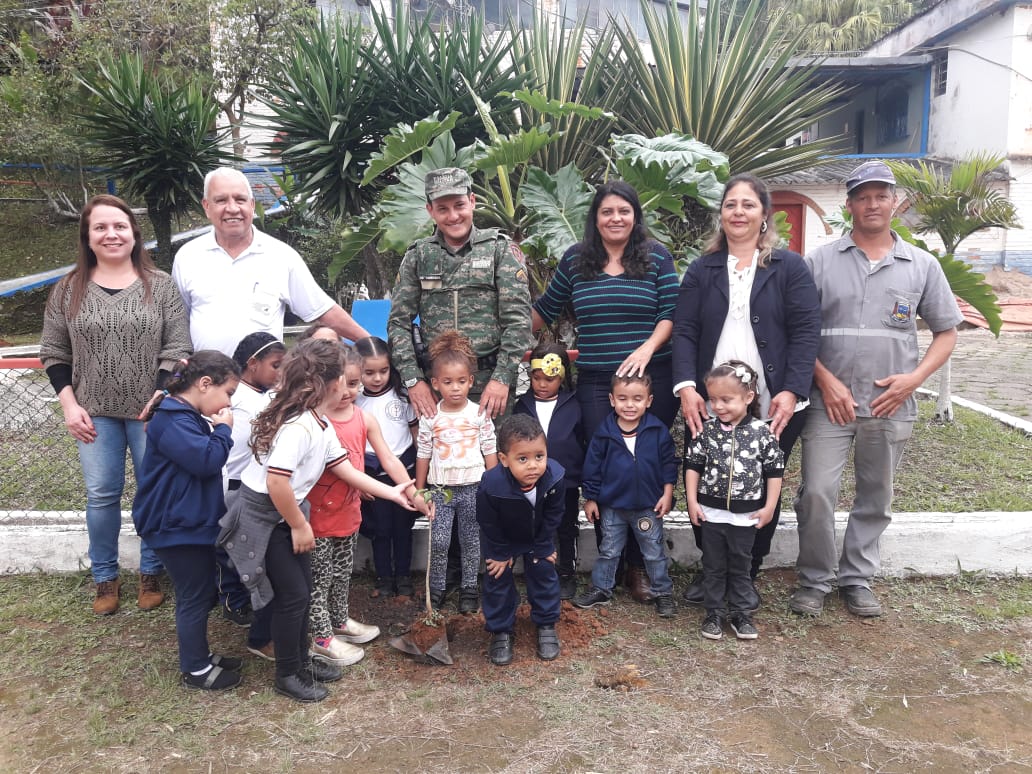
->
xmin=147 ymin=201 xmax=174 ymax=271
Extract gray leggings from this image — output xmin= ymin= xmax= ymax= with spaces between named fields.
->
xmin=428 ymin=483 xmax=480 ymax=592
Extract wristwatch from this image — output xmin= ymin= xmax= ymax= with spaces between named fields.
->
xmin=404 ymin=377 xmax=421 ymax=389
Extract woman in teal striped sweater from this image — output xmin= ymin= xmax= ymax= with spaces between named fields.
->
xmin=531 ymin=182 xmax=679 ymax=600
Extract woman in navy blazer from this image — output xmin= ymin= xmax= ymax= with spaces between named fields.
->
xmin=672 ymin=173 xmax=821 ymax=599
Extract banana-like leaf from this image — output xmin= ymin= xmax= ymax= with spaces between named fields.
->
xmin=892 ymin=222 xmax=1002 ymax=336
xmin=510 ymin=89 xmax=614 ymax=121
xmin=611 ymin=133 xmax=729 ymax=176
xmin=362 ymin=111 xmax=462 ymax=185
xmin=472 ymin=127 xmax=561 ymax=176
xmin=329 ymin=216 xmax=383 ymax=284
xmin=611 ymin=132 xmax=729 ymax=212
xmin=519 ymin=164 xmax=594 ymax=265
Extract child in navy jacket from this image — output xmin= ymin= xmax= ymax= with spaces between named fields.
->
xmin=572 ymin=373 xmax=678 ymax=618
xmin=132 ymin=351 xmax=243 ymax=691
xmin=477 ymin=415 xmax=565 ymax=666
xmin=513 ymin=342 xmax=584 ymax=598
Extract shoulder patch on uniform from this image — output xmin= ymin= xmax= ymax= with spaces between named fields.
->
xmin=515 ymin=267 xmax=527 ymax=282
xmin=509 ymin=242 xmax=526 ymax=266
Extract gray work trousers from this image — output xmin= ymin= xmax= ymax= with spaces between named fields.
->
xmin=793 ymin=408 xmax=913 ymax=592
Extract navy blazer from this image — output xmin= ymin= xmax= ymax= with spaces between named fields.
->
xmin=513 ymin=389 xmax=585 ymax=488
xmin=671 ymin=248 xmax=821 ymax=401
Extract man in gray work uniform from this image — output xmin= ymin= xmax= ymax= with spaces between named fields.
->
xmin=387 ymin=167 xmax=531 ymax=420
xmin=790 ymin=161 xmax=962 ymax=618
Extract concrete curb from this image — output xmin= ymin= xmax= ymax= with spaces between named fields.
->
xmin=3 ymin=510 xmax=1030 ymax=577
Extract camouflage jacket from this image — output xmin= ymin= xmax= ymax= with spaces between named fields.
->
xmin=387 ymin=226 xmax=531 ymax=387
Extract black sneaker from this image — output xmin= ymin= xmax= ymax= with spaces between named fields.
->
xmin=729 ymin=613 xmax=759 ymax=640
xmin=428 ymin=587 xmax=446 ymax=610
xmin=700 ymin=613 xmax=724 ymax=640
xmin=489 ymin=631 xmax=514 ymax=666
xmin=181 ymin=665 xmax=241 ymax=691
xmin=572 ymin=586 xmax=611 ymax=609
xmin=459 ymin=587 xmax=479 ymax=614
xmin=558 ymin=573 xmax=578 ymax=601
xmin=222 ymin=604 xmax=254 ymax=627
xmin=305 ymin=658 xmax=343 ymax=683
xmin=372 ymin=577 xmax=395 ymax=598
xmin=274 ymin=672 xmax=329 ymax=703
xmin=395 ymin=575 xmax=414 ymax=597
xmin=209 ymin=654 xmax=243 ymax=671
xmin=654 ymin=594 xmax=676 ymax=618
xmin=536 ymin=624 xmax=560 ymax=661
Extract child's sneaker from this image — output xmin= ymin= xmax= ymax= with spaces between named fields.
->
xmin=181 ymin=665 xmax=241 ymax=691
xmin=333 ymin=618 xmax=381 ymax=644
xmin=310 ymin=636 xmax=364 ymax=666
xmin=701 ymin=613 xmax=724 ymax=640
xmin=572 ymin=586 xmax=611 ymax=609
xmin=654 ymin=594 xmax=676 ymax=618
xmin=428 ymin=587 xmax=446 ymax=610
xmin=729 ymin=613 xmax=759 ymax=640
xmin=459 ymin=587 xmax=479 ymax=614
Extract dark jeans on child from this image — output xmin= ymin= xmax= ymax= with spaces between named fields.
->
xmin=482 ymin=554 xmax=561 ymax=633
xmin=360 ymin=449 xmax=417 ymax=581
xmin=700 ymin=521 xmax=756 ymax=614
xmin=265 ymin=521 xmax=313 ymax=679
xmin=152 ymin=544 xmax=218 ymax=673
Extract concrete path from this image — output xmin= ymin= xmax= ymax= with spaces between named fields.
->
xmin=920 ymin=327 xmax=1032 ymax=421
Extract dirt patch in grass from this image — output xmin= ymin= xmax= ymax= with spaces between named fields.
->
xmin=1 ymin=569 xmax=1030 ymax=772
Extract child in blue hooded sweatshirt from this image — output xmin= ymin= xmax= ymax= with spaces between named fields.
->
xmin=132 ymin=350 xmax=243 ymax=691
xmin=572 ymin=372 xmax=678 ymax=618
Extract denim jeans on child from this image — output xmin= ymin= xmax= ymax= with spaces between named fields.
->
xmin=590 ymin=507 xmax=673 ymax=596
xmin=76 ymin=416 xmax=162 ymax=582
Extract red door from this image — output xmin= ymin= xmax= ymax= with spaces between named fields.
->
xmin=774 ymin=202 xmax=804 ymax=255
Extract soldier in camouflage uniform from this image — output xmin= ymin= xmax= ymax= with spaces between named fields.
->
xmin=388 ymin=167 xmax=531 ymax=419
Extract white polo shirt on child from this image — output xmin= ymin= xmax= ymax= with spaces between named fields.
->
xmin=240 ymin=410 xmax=349 ymax=502
xmin=173 ymin=228 xmax=335 ymax=356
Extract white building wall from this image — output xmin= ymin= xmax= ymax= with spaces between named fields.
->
xmin=928 ymin=7 xmax=1014 ymax=158
xmin=1005 ymin=5 xmax=1032 ymax=156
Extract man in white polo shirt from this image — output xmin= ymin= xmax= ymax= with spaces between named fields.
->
xmin=790 ymin=160 xmax=962 ymax=619
xmin=173 ymin=167 xmax=368 ymax=356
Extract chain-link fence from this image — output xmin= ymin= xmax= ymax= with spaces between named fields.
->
xmin=0 ymin=359 xmax=133 ymax=511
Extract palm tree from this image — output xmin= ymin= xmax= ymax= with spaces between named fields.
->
xmin=887 ymin=155 xmax=1020 ymax=419
xmin=783 ymin=0 xmax=915 ymax=53
xmin=611 ymin=0 xmax=848 ymax=180
xmin=77 ymin=54 xmax=237 ymax=261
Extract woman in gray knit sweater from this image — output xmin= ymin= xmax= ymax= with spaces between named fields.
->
xmin=40 ymin=195 xmax=192 ymax=616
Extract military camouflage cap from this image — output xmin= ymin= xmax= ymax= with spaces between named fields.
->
xmin=425 ymin=167 xmax=472 ymax=201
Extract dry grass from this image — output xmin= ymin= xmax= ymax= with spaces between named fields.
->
xmin=1 ymin=570 xmax=1030 ymax=773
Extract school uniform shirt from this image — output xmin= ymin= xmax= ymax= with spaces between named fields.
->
xmin=239 ymin=410 xmax=350 ymax=503
xmin=307 ymin=409 xmax=367 ymax=538
xmin=356 ymin=387 xmax=417 ymax=457
xmin=226 ymin=382 xmax=273 ymax=482
xmin=132 ymin=397 xmax=233 ymax=549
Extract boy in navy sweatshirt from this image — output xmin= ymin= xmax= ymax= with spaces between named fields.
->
xmin=476 ymin=415 xmax=565 ymax=666
xmin=572 ymin=373 xmax=677 ymax=618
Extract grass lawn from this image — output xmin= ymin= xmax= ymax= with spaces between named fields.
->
xmin=0 ymin=568 xmax=1029 ymax=772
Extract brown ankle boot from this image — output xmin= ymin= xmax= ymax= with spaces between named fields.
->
xmin=137 ymin=573 xmax=165 ymax=611
xmin=93 ymin=578 xmax=121 ymax=615
xmin=624 ymin=566 xmax=654 ymax=604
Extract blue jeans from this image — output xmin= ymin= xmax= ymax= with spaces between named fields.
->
xmin=76 ymin=416 xmax=161 ymax=582
xmin=590 ymin=507 xmax=673 ymax=596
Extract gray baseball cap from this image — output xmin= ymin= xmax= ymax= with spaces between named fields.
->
xmin=425 ymin=167 xmax=472 ymax=201
xmin=846 ymin=160 xmax=896 ymax=193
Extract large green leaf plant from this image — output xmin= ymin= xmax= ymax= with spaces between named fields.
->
xmin=330 ymin=101 xmax=730 ymax=294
